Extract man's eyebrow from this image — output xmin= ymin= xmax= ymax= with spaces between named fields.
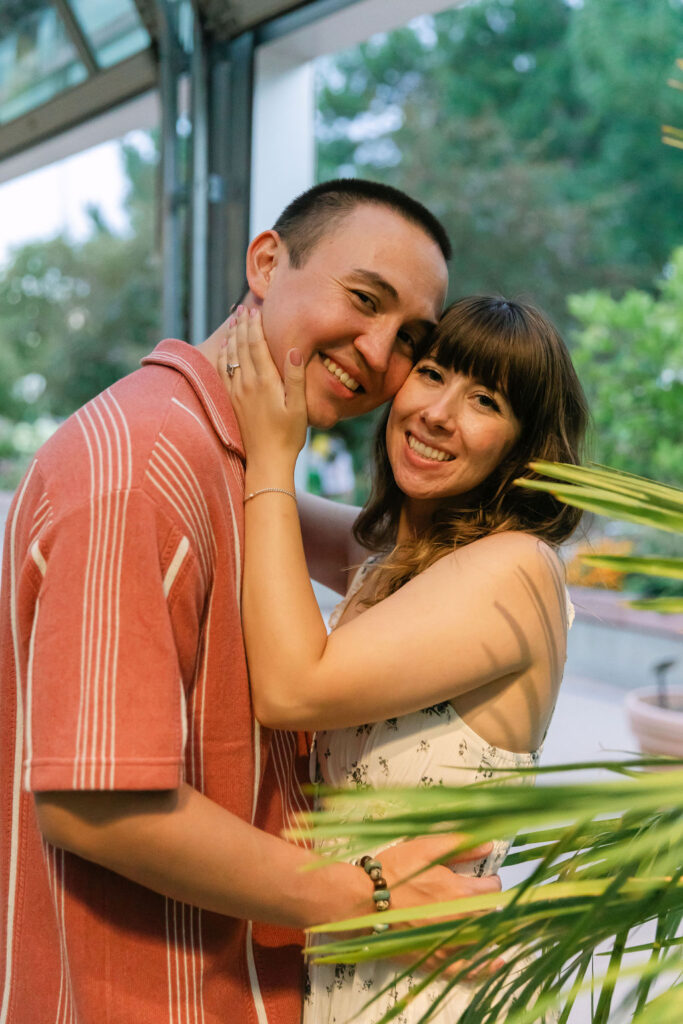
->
xmin=350 ymin=268 xmax=400 ymax=302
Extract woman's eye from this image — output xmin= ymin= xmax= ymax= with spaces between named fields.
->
xmin=416 ymin=365 xmax=443 ymax=383
xmin=476 ymin=393 xmax=500 ymax=411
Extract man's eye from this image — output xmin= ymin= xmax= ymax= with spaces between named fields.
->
xmin=352 ymin=291 xmax=377 ymax=311
xmin=396 ymin=329 xmax=415 ymax=351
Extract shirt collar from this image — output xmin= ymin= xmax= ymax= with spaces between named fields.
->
xmin=141 ymin=339 xmax=244 ymax=458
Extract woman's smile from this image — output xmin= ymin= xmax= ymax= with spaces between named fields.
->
xmin=405 ymin=431 xmax=455 ymax=463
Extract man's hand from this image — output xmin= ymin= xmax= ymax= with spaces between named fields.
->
xmin=381 ymin=833 xmax=501 ymax=915
xmin=349 ymin=834 xmax=503 ymax=980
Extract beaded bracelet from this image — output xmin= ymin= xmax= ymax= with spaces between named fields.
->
xmin=359 ymin=855 xmax=391 ymax=934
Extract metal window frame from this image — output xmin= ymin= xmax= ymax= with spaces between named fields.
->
xmin=0 ymin=0 xmax=363 ymax=341
xmin=167 ymin=0 xmax=362 ymax=340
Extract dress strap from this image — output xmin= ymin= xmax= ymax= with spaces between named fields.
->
xmin=328 ymin=554 xmax=382 ymax=630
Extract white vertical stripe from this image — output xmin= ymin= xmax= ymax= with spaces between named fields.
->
xmin=22 ymin=595 xmax=41 ymax=788
xmin=43 ymin=845 xmax=65 ymax=1024
xmin=197 ymin=598 xmax=212 ymax=794
xmin=181 ymin=904 xmax=190 ymax=1024
xmin=270 ymin=733 xmax=294 ymax=837
xmin=197 ymin=908 xmax=205 ymax=1024
xmin=286 ymin=732 xmax=311 ymax=830
xmin=160 ymin=435 xmax=214 ymax=557
xmin=74 ymin=410 xmax=96 ymax=788
xmin=1 ymin=463 xmax=37 ymax=1024
xmin=57 ymin=848 xmax=75 ymax=1023
xmin=251 ymin=723 xmax=262 ymax=826
xmin=30 ymin=539 xmax=47 ymax=576
xmin=28 ymin=495 xmax=50 ymax=542
xmin=188 ymin=907 xmax=198 ymax=1024
xmin=165 ymin=898 xmax=176 ymax=1024
xmin=147 ymin=462 xmax=210 ymax=584
xmin=81 ymin=403 xmax=106 ymax=789
xmin=90 ymin=400 xmax=113 ymax=789
xmin=89 ymin=399 xmax=116 ymax=790
xmin=235 ymin=471 xmax=270 ymax=1024
xmin=172 ymin=902 xmax=182 ymax=1024
xmin=105 ymin=391 xmax=133 ymax=788
xmin=80 ymin=404 xmax=104 ymax=787
xmin=164 ymin=537 xmax=190 ymax=597
xmin=43 ymin=842 xmax=75 ymax=1024
xmin=245 ymin=922 xmax=270 ymax=1024
xmin=278 ymin=731 xmax=308 ymax=818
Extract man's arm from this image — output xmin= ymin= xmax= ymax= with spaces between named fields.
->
xmin=35 ymin=785 xmax=500 ymax=929
xmin=298 ymin=491 xmax=365 ymax=595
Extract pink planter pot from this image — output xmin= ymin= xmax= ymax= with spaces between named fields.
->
xmin=626 ymin=687 xmax=683 ymax=757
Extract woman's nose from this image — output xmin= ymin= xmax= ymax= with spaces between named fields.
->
xmin=421 ymin=399 xmax=456 ymax=433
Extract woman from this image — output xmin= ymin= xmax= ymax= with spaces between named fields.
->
xmin=220 ymin=296 xmax=587 ymax=1022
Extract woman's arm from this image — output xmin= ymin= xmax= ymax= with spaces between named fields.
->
xmin=298 ymin=491 xmax=364 ymax=595
xmin=219 ymin=312 xmax=567 ymax=732
xmin=245 ymin=515 xmax=566 ymax=730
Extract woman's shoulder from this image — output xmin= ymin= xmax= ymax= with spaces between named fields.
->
xmin=437 ymin=530 xmax=565 ymax=590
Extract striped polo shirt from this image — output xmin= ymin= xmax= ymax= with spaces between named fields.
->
xmin=0 ymin=340 xmax=307 ymax=1024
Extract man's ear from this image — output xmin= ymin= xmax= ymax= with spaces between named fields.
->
xmin=246 ymin=230 xmax=285 ymax=300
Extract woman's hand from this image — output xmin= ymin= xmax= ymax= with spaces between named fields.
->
xmin=218 ymin=306 xmax=308 ymax=474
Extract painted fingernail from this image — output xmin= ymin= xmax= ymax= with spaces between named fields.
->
xmin=236 ymin=304 xmax=245 ymax=315
xmin=227 ymin=315 xmax=237 ymax=328
xmin=249 ymin=307 xmax=259 ymax=319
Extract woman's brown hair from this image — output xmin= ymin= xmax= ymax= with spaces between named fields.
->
xmin=353 ymin=296 xmax=589 ymax=602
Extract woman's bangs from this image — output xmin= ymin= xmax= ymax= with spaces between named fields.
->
xmin=429 ymin=327 xmax=513 ymax=400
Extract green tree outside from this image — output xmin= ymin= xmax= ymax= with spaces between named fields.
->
xmin=313 ymin=0 xmax=682 ymax=499
xmin=570 ymin=248 xmax=683 ymax=487
xmin=0 ymin=141 xmax=160 ymax=486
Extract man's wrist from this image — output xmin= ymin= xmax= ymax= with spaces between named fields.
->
xmin=300 ymin=860 xmax=374 ymax=929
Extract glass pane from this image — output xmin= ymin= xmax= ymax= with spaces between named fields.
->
xmin=0 ymin=131 xmax=161 ymax=494
xmin=69 ymin=0 xmax=150 ymax=68
xmin=0 ymin=1 xmax=87 ymax=124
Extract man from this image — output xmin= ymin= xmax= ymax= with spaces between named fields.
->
xmin=0 ymin=179 xmax=500 ymax=1023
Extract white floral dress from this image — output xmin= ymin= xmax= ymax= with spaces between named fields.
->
xmin=303 ymin=558 xmax=569 ymax=1024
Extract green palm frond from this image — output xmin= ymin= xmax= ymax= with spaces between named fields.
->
xmin=516 ymin=462 xmax=683 ymax=535
xmin=295 ymin=763 xmax=683 ymax=1024
xmin=580 ymin=555 xmax=683 ymax=581
xmin=516 ymin=462 xmax=683 ymax=612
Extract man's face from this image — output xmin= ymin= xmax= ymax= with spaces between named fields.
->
xmin=256 ymin=205 xmax=449 ymax=428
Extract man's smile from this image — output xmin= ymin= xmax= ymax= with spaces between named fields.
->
xmin=320 ymin=353 xmax=364 ymax=393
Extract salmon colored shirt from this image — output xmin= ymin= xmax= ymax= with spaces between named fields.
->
xmin=0 ymin=341 xmax=307 ymax=1024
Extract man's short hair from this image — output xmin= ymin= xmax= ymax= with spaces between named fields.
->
xmin=272 ymin=178 xmax=452 ymax=266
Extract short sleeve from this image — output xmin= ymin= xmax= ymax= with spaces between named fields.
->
xmin=23 ymin=489 xmax=199 ymax=792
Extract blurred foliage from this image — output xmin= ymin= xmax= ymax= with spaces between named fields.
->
xmin=316 ymin=0 xmax=683 ymax=322
xmin=0 ymin=140 xmax=160 ymax=486
xmin=315 ymin=0 xmax=683 ymax=491
xmin=569 ymin=247 xmax=683 ymax=487
xmin=565 ymin=537 xmax=633 ymax=590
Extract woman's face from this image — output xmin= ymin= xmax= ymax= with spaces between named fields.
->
xmin=386 ymin=356 xmax=522 ymax=505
